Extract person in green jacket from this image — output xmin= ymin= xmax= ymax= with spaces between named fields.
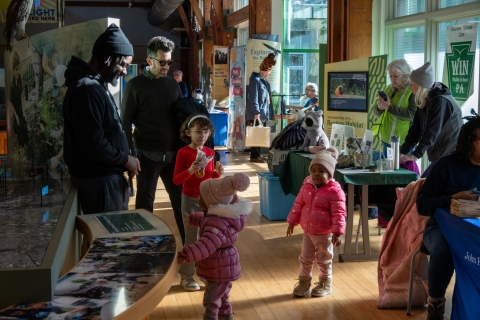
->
xmin=373 ymin=59 xmax=417 ymax=155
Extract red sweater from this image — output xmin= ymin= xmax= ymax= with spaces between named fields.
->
xmin=173 ymin=145 xmax=220 ymax=197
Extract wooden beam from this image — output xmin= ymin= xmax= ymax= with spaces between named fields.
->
xmin=177 ymin=5 xmax=190 ymax=38
xmin=211 ymin=0 xmax=223 ymax=29
xmin=249 ymin=0 xmax=256 ymax=37
xmin=223 ymin=31 xmax=234 ymax=47
xmin=189 ymin=0 xmax=205 ymax=37
xmin=227 ymin=6 xmax=248 ymax=27
xmin=65 ymin=1 xmax=151 ymax=7
xmin=255 ymin=0 xmax=271 ymax=34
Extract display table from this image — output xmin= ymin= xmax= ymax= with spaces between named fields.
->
xmin=209 ymin=110 xmax=228 ymax=146
xmin=435 ymin=208 xmax=480 ymax=320
xmin=0 ymin=209 xmax=180 ymax=320
xmin=279 ymin=151 xmax=419 ymax=262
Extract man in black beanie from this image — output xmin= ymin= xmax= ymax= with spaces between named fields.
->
xmin=63 ymin=23 xmax=141 ymax=214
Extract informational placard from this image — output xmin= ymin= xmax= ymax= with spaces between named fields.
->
xmin=212 ymin=46 xmax=230 ymax=101
xmin=228 ymin=46 xmax=247 ymax=151
xmin=443 ymin=23 xmax=478 ymax=103
xmin=0 ymin=0 xmax=60 ymax=23
xmin=96 ymin=212 xmax=157 ymax=234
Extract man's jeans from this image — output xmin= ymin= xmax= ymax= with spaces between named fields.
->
xmin=71 ymin=174 xmax=129 ymax=215
xmin=135 ymin=153 xmax=184 ymax=243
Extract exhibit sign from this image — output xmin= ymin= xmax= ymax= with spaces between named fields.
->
xmin=212 ymin=46 xmax=230 ymax=102
xmin=227 ymin=46 xmax=246 ymax=151
xmin=443 ymin=22 xmax=478 ymax=103
xmin=96 ymin=212 xmax=157 ymax=234
xmin=0 ymin=0 xmax=59 ymax=23
xmin=246 ymin=39 xmax=282 ymax=115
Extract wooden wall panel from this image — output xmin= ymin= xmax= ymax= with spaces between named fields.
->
xmin=223 ymin=31 xmax=234 ymax=47
xmin=255 ymin=0 xmax=271 ymax=33
xmin=204 ymin=39 xmax=214 ymax=71
xmin=327 ymin=0 xmax=346 ymax=63
xmin=346 ymin=0 xmax=372 ymax=60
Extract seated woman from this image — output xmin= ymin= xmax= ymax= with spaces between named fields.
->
xmin=416 ymin=114 xmax=480 ymax=320
xmin=302 ymin=82 xmax=319 ymax=111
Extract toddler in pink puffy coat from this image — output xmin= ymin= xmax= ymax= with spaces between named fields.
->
xmin=177 ymin=173 xmax=253 ymax=320
xmin=286 ymin=147 xmax=346 ymax=298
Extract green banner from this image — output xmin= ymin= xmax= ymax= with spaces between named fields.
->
xmin=443 ymin=23 xmax=478 ymax=103
xmin=368 ymin=54 xmax=388 ymax=150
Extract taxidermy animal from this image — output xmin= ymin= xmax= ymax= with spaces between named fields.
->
xmin=4 ymin=0 xmax=34 ymax=51
xmin=299 ymin=110 xmax=329 ymax=152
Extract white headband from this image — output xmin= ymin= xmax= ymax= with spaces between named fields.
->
xmin=187 ymin=115 xmax=209 ymax=128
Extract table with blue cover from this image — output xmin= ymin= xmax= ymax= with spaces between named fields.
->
xmin=435 ymin=208 xmax=480 ymax=320
xmin=279 ymin=151 xmax=419 ymax=262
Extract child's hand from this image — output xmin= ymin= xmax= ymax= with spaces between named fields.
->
xmin=332 ymin=234 xmax=342 ymax=247
xmin=183 ymin=214 xmax=193 ymax=227
xmin=286 ymin=224 xmax=295 ymax=237
xmin=177 ymin=252 xmax=187 ymax=264
xmin=215 ymin=162 xmax=224 ymax=175
xmin=188 ymin=161 xmax=202 ymax=175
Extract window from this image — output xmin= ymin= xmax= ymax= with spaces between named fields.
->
xmin=439 ymin=0 xmax=479 ymax=8
xmin=282 ymin=0 xmax=326 ymax=107
xmin=234 ymin=0 xmax=249 ymax=11
xmin=395 ymin=0 xmax=425 ymax=18
xmin=282 ymin=52 xmax=320 ymax=105
xmin=284 ymin=0 xmax=327 ymax=49
xmin=394 ymin=26 xmax=425 ymax=69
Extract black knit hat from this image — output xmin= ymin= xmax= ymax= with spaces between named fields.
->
xmin=92 ymin=23 xmax=134 ymax=57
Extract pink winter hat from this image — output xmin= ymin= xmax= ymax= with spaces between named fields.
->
xmin=200 ymin=173 xmax=250 ymax=207
xmin=309 ymin=147 xmax=339 ymax=177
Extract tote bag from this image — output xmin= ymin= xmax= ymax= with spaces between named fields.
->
xmin=245 ymin=119 xmax=271 ymax=147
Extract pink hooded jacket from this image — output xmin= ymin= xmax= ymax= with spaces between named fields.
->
xmin=177 ymin=197 xmax=253 ymax=282
xmin=287 ymin=176 xmax=346 ymax=235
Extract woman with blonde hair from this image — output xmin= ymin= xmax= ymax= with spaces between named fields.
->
xmin=399 ymin=62 xmax=463 ymax=177
xmin=373 ymin=59 xmax=416 ymax=154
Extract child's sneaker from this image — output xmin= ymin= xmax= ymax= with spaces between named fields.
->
xmin=311 ymin=278 xmax=332 ymax=297
xmin=293 ymin=276 xmax=311 ymax=297
xmin=180 ymin=275 xmax=200 ymax=291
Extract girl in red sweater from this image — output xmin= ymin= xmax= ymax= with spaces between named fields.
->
xmin=174 ymin=114 xmax=224 ymax=291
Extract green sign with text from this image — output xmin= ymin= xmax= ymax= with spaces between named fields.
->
xmin=443 ymin=23 xmax=478 ymax=103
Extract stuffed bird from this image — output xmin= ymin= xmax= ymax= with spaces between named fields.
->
xmin=4 ymin=0 xmax=34 ymax=51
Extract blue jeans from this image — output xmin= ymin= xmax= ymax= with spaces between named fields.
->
xmin=423 ymin=223 xmax=454 ymax=298
xmin=71 ymin=173 xmax=129 ymax=214
xmin=135 ymin=153 xmax=184 ymax=243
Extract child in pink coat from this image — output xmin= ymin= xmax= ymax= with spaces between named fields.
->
xmin=177 ymin=173 xmax=253 ymax=320
xmin=286 ymin=147 xmax=346 ymax=298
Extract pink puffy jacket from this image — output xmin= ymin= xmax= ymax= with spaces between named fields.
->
xmin=287 ymin=177 xmax=346 ymax=235
xmin=178 ymin=197 xmax=253 ymax=282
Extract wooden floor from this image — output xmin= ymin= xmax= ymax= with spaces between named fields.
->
xmin=130 ymin=149 xmax=453 ymax=320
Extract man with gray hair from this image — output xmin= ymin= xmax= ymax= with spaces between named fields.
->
xmin=121 ymin=36 xmax=183 ymax=242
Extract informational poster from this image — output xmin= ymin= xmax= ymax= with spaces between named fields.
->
xmin=246 ymin=39 xmax=282 ymax=115
xmin=368 ymin=54 xmax=388 ymax=150
xmin=0 ymin=0 xmax=60 ymax=23
xmin=227 ymin=46 xmax=246 ymax=151
xmin=443 ymin=22 xmax=478 ymax=104
xmin=96 ymin=212 xmax=157 ymax=234
xmin=212 ymin=46 xmax=230 ymax=102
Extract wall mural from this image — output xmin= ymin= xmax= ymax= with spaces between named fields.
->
xmin=4 ymin=18 xmax=111 ymax=180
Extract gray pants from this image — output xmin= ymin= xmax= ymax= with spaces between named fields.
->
xmin=178 ymin=194 xmax=200 ymax=277
xmin=71 ymin=174 xmax=129 ymax=214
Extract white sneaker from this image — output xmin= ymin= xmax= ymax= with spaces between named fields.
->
xmin=198 ymin=277 xmax=208 ymax=286
xmin=180 ymin=276 xmax=200 ymax=291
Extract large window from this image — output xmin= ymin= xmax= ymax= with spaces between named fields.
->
xmin=283 ymin=0 xmax=327 ymax=105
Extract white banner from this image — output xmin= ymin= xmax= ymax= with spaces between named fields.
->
xmin=442 ymin=23 xmax=478 ymax=103
xmin=227 ymin=46 xmax=247 ymax=151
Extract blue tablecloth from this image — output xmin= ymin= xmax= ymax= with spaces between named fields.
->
xmin=435 ymin=208 xmax=480 ymax=320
